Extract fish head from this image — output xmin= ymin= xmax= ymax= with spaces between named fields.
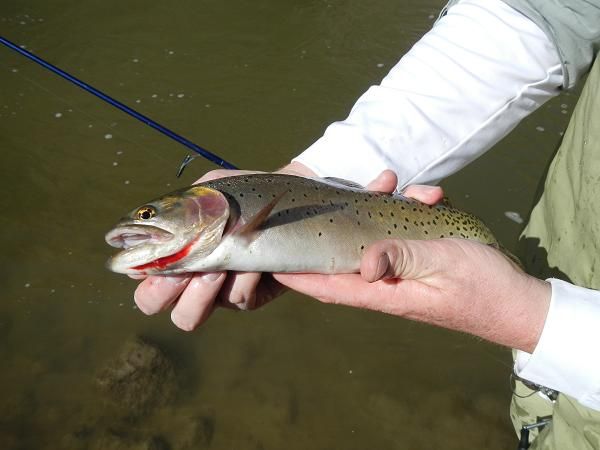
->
xmin=105 ymin=186 xmax=230 ymax=274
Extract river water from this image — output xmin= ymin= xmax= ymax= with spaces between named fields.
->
xmin=0 ymin=0 xmax=576 ymax=449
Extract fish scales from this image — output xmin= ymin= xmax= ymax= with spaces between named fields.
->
xmin=105 ymin=174 xmax=498 ymax=275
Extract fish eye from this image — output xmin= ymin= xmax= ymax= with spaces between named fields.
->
xmin=136 ymin=206 xmax=156 ymax=220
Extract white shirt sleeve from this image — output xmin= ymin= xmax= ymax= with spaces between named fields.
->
xmin=515 ymin=279 xmax=600 ymax=411
xmin=293 ymin=0 xmax=563 ymax=188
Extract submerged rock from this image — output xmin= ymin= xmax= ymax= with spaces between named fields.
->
xmin=96 ymin=336 xmax=176 ymax=417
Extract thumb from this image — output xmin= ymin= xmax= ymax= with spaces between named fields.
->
xmin=365 ymin=170 xmax=398 ymax=193
xmin=360 ymin=239 xmax=438 ymax=283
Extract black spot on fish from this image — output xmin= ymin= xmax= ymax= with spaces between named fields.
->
xmin=424 ymin=230 xmax=429 ymax=235
xmin=258 ymin=194 xmax=262 ymax=199
xmin=329 ymin=218 xmax=334 ymax=223
xmin=393 ymin=224 xmax=397 ymax=229
xmin=387 ymin=230 xmax=391 ymax=235
xmin=390 ymin=212 xmax=394 ymax=217
xmin=318 ymin=232 xmax=322 ymax=237
xmin=379 ymin=212 xmax=384 ymax=217
xmin=239 ymin=193 xmax=244 ymax=197
xmin=368 ymin=212 xmax=372 ymax=218
xmin=360 ymin=245 xmax=365 ymax=250
xmin=357 ymin=221 xmax=361 ymax=226
xmin=403 ymin=225 xmax=408 ymax=230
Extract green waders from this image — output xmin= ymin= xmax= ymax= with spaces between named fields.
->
xmin=511 ymin=56 xmax=600 ymax=449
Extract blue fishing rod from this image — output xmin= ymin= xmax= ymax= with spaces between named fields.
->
xmin=0 ymin=36 xmax=238 ymax=175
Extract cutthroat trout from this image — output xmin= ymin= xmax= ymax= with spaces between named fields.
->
xmin=105 ymin=174 xmax=500 ymax=275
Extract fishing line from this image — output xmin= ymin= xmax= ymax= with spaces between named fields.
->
xmin=1 ymin=62 xmax=143 ymax=149
xmin=0 ymin=35 xmax=238 ymax=174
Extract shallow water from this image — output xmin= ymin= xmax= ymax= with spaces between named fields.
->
xmin=0 ymin=1 xmax=576 ymax=448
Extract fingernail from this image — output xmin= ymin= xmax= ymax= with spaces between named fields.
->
xmin=171 ymin=310 xmax=196 ymax=332
xmin=164 ymin=275 xmax=191 ymax=285
xmin=200 ymin=272 xmax=222 ymax=282
xmin=374 ymin=253 xmax=390 ymax=280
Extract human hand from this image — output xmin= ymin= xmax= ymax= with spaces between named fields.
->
xmin=275 ymin=189 xmax=551 ymax=353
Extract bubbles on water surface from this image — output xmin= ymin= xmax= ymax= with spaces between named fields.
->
xmin=504 ymin=211 xmax=524 ymax=224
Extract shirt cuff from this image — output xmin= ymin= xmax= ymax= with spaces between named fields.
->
xmin=514 ymin=278 xmax=600 ymax=411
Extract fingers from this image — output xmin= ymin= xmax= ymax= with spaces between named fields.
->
xmin=170 ymin=272 xmax=226 ymax=330
xmin=366 ymin=170 xmax=398 ymax=193
xmin=134 ymin=275 xmax=192 ymax=314
xmin=363 ymin=171 xmax=443 ymax=205
xmin=402 ymin=185 xmax=444 ymax=205
xmin=217 ymin=272 xmax=262 ymax=310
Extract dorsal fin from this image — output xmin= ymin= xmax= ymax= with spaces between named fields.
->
xmin=322 ymin=177 xmax=365 ymax=190
xmin=235 ymin=191 xmax=287 ymax=239
xmin=441 ymin=196 xmax=453 ymax=208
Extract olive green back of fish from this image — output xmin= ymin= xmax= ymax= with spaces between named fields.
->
xmin=198 ymin=174 xmax=499 ymax=273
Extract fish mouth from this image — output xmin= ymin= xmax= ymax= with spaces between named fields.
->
xmin=105 ymin=225 xmax=174 ymax=249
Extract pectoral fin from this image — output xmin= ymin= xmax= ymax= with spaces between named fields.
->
xmin=235 ymin=191 xmax=287 ymax=239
